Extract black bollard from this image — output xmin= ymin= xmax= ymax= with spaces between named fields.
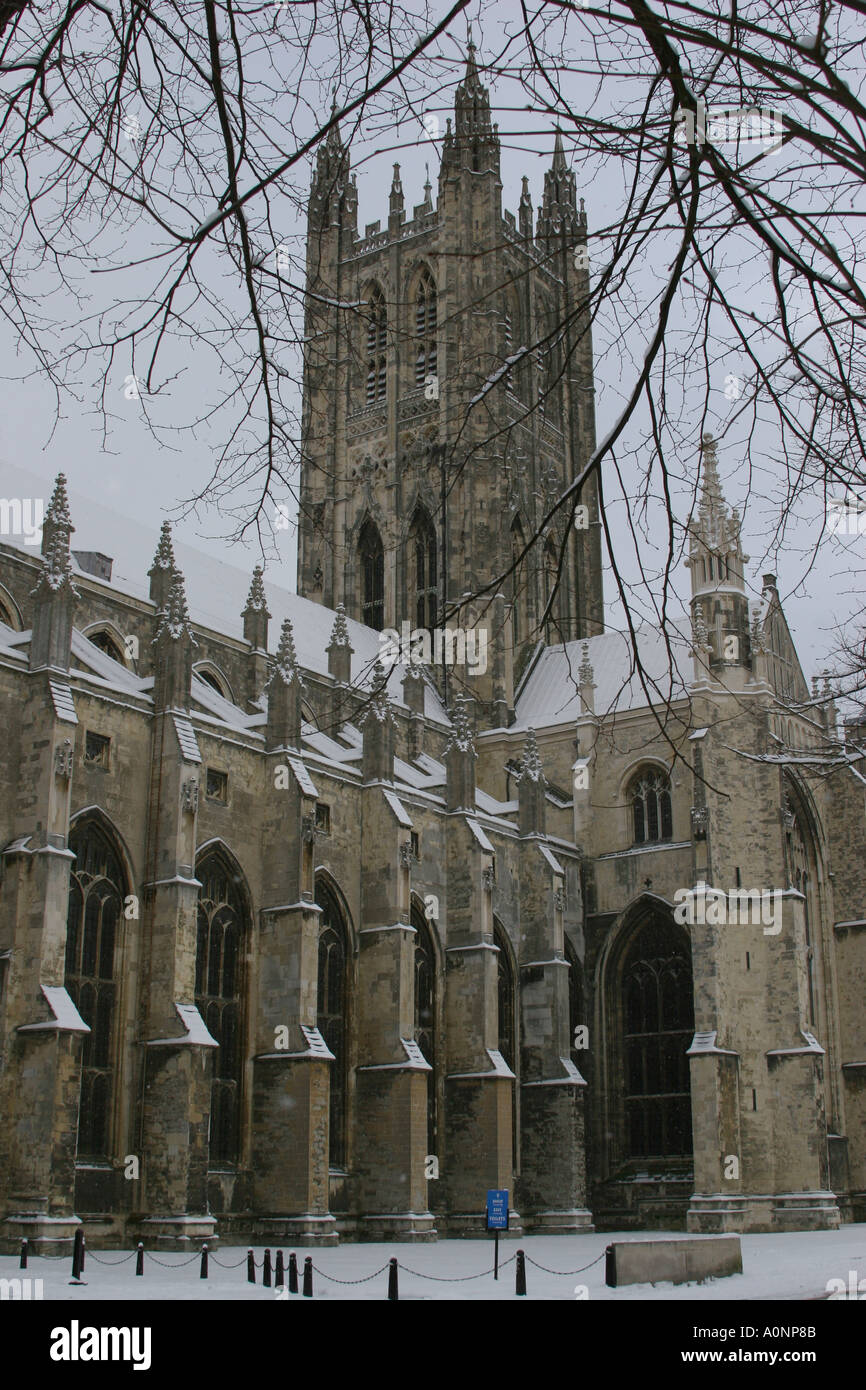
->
xmin=275 ymin=1251 xmax=285 ymax=1287
xmin=19 ymin=1239 xmax=27 ymax=1271
xmin=200 ymin=1243 xmax=208 ymax=1279
xmin=388 ymin=1258 xmax=399 ymax=1301
xmin=288 ymin=1252 xmax=298 ymax=1293
xmin=71 ymin=1228 xmax=84 ymax=1280
xmin=515 ymin=1248 xmax=527 ymax=1296
xmin=302 ymin=1256 xmax=313 ymax=1297
xmin=80 ymin=1233 xmax=86 ymax=1272
xmin=247 ymin=1249 xmax=256 ymax=1284
xmin=136 ymin=1243 xmax=144 ymax=1276
xmin=263 ymin=1248 xmax=272 ymax=1287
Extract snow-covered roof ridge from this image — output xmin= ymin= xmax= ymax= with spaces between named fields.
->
xmin=515 ymin=623 xmax=693 ymax=730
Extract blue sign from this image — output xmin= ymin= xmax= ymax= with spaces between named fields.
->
xmin=486 ymin=1189 xmax=509 ymax=1230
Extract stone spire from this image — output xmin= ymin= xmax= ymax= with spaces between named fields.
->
xmin=361 ymin=659 xmax=395 ymax=781
xmin=440 ymin=39 xmax=500 ymax=179
xmin=30 ymin=501 xmax=78 ymax=672
xmin=309 ymin=100 xmax=356 ymax=233
xmin=578 ymin=641 xmax=596 ymax=714
xmin=152 ymin=571 xmax=195 ymax=710
xmin=389 ymin=162 xmax=404 ymax=231
xmin=242 ymin=565 xmax=271 ymax=650
xmin=519 ymin=175 xmax=533 ymax=240
xmin=686 ymin=434 xmax=750 ymax=672
xmin=537 ymin=128 xmax=579 ymax=243
xmin=40 ymin=473 xmax=73 ymax=559
xmin=517 ymin=726 xmax=547 ymax=835
xmin=148 ymin=521 xmax=177 ymax=609
xmin=266 ymin=616 xmax=304 ymax=750
xmin=444 ymin=696 xmax=477 ymax=811
xmin=326 ymin=602 xmax=354 ymax=684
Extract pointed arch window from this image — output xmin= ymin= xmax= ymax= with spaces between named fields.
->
xmin=366 ymin=286 xmax=387 ymax=404
xmin=786 ymin=788 xmax=818 ymax=1026
xmin=493 ymin=921 xmax=516 ymax=1071
xmin=65 ymin=819 xmax=126 ymax=1159
xmin=622 ymin=917 xmax=693 ymax=1159
xmin=87 ymin=628 xmax=126 ymax=665
xmin=359 ymin=519 xmax=385 ymax=631
xmin=510 ymin=518 xmax=527 ymax=647
xmin=195 ymin=852 xmax=247 ymax=1165
xmin=412 ymin=903 xmax=438 ymax=1156
xmin=629 ymin=767 xmax=673 ymax=844
xmin=414 ymin=269 xmax=437 ymax=388
xmin=409 ymin=509 xmax=438 ymax=631
xmin=317 ymin=881 xmax=349 ymax=1169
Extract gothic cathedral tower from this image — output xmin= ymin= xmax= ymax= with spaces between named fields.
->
xmin=298 ymin=43 xmax=604 ymax=724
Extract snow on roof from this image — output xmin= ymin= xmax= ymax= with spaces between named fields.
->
xmin=0 ymin=461 xmax=449 ymax=725
xmin=514 ymin=625 xmax=693 ymax=730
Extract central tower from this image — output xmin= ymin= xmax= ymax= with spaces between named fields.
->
xmin=298 ymin=43 xmax=604 ymax=724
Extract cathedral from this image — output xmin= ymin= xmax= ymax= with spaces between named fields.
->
xmin=0 ymin=47 xmax=864 ymax=1252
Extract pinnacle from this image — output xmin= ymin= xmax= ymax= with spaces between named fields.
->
xmin=518 ymin=726 xmax=544 ymax=782
xmin=327 ymin=602 xmax=352 ymax=649
xmin=362 ymin=658 xmax=394 ymax=723
xmin=150 ymin=520 xmax=176 ymax=572
xmin=445 ymin=696 xmax=476 ymax=757
xmin=244 ymin=564 xmax=270 ymax=616
xmin=578 ymin=641 xmax=595 ymax=687
xmin=32 ymin=528 xmax=77 ymax=598
xmin=269 ymin=616 xmax=302 ymax=686
xmin=45 ymin=473 xmax=73 ymax=531
xmin=154 ymin=570 xmax=193 ymax=642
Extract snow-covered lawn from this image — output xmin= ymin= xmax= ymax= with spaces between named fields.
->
xmin=3 ymin=1225 xmax=865 ymax=1300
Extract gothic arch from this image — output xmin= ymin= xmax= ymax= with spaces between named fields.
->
xmin=193 ymin=661 xmax=235 ymax=703
xmin=82 ymin=620 xmax=133 ymax=668
xmin=363 ymin=281 xmax=388 ymax=405
xmin=595 ymin=896 xmax=694 ymax=1178
xmin=407 ymin=505 xmax=438 ymax=631
xmin=0 ymin=581 xmax=22 ymax=629
xmin=409 ymin=264 xmax=438 ymax=390
xmin=622 ymin=762 xmax=675 ymax=846
xmin=411 ymin=893 xmax=443 ymax=1158
xmin=782 ymin=773 xmax=827 ymax=1033
xmin=357 ymin=516 xmax=385 ymax=631
xmin=69 ymin=805 xmax=137 ymax=889
xmin=510 ymin=515 xmax=528 ymax=648
xmin=194 ymin=842 xmax=252 ymax=1165
xmin=314 ymin=873 xmax=355 ymax=1171
xmin=65 ymin=812 xmax=131 ymax=1160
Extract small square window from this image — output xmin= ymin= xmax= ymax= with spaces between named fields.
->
xmin=84 ymin=731 xmax=110 ymax=770
xmin=315 ymin=803 xmax=331 ymax=835
xmin=410 ymin=831 xmax=420 ymax=860
xmin=206 ymin=768 xmax=228 ymax=803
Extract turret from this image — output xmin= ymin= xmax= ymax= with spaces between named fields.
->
xmin=685 ymin=434 xmax=751 ymax=672
xmin=29 ymin=475 xmax=77 ymax=673
xmin=152 ymin=571 xmax=195 ymax=711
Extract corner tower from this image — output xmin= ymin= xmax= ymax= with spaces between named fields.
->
xmin=298 ymin=43 xmax=604 ymax=724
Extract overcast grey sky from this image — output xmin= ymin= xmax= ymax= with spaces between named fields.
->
xmin=0 ymin=2 xmax=859 ymax=689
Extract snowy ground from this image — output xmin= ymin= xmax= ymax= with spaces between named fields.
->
xmin=4 ymin=1225 xmax=865 ymax=1300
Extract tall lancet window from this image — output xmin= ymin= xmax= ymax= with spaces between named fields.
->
xmin=359 ymin=519 xmax=385 ymax=631
xmin=409 ymin=508 xmax=438 ymax=631
xmin=414 ymin=269 xmax=437 ymax=388
xmin=195 ymin=851 xmax=247 ymax=1165
xmin=317 ymin=880 xmax=349 ymax=1169
xmin=366 ymin=285 xmax=387 ymax=404
xmin=65 ymin=819 xmax=125 ymax=1159
xmin=510 ymin=517 xmax=527 ymax=646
